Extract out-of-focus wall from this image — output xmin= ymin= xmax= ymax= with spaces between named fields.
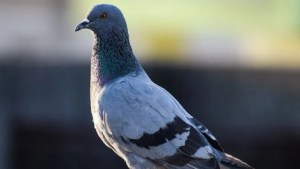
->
xmin=0 ymin=107 xmax=9 ymax=169
xmin=1 ymin=64 xmax=300 ymax=169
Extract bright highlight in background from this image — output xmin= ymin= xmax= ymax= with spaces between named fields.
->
xmin=0 ymin=0 xmax=300 ymax=69
xmin=71 ymin=0 xmax=300 ymax=68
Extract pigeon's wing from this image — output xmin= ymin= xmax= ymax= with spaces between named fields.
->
xmin=159 ymin=87 xmax=224 ymax=153
xmin=107 ymin=76 xmax=220 ymax=169
xmin=188 ymin=117 xmax=224 ymax=153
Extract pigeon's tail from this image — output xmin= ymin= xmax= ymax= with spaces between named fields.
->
xmin=217 ymin=153 xmax=254 ymax=169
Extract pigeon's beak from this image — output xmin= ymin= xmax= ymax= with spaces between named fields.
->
xmin=75 ymin=19 xmax=90 ymax=32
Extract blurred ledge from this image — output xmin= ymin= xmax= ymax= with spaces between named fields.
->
xmin=1 ymin=61 xmax=300 ymax=169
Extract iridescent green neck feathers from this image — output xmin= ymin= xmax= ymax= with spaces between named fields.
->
xmin=91 ymin=28 xmax=140 ymax=86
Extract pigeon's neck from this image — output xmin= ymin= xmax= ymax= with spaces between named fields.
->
xmin=90 ymin=28 xmax=140 ymax=87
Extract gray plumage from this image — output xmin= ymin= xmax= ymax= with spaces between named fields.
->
xmin=75 ymin=4 xmax=254 ymax=169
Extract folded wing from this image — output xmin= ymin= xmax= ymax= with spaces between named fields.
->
xmin=107 ymin=77 xmax=222 ymax=169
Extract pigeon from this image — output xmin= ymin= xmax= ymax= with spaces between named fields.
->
xmin=75 ymin=4 xmax=254 ymax=169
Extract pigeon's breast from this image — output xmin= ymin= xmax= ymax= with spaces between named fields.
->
xmin=91 ymin=81 xmax=127 ymax=146
xmin=90 ymin=86 xmax=114 ymax=147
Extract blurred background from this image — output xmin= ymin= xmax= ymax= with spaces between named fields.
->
xmin=1 ymin=0 xmax=300 ymax=169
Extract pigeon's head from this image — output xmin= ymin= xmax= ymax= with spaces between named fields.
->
xmin=75 ymin=4 xmax=128 ymax=35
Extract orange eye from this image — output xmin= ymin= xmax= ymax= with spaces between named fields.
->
xmin=100 ymin=13 xmax=107 ymax=19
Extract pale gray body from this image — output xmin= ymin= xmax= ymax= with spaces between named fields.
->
xmin=91 ymin=70 xmax=213 ymax=169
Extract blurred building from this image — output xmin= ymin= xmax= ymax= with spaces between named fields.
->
xmin=0 ymin=0 xmax=91 ymax=64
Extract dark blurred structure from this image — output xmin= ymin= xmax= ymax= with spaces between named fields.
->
xmin=1 ymin=62 xmax=300 ymax=169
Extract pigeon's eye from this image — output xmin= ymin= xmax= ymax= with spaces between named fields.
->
xmin=99 ymin=13 xmax=107 ymax=19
